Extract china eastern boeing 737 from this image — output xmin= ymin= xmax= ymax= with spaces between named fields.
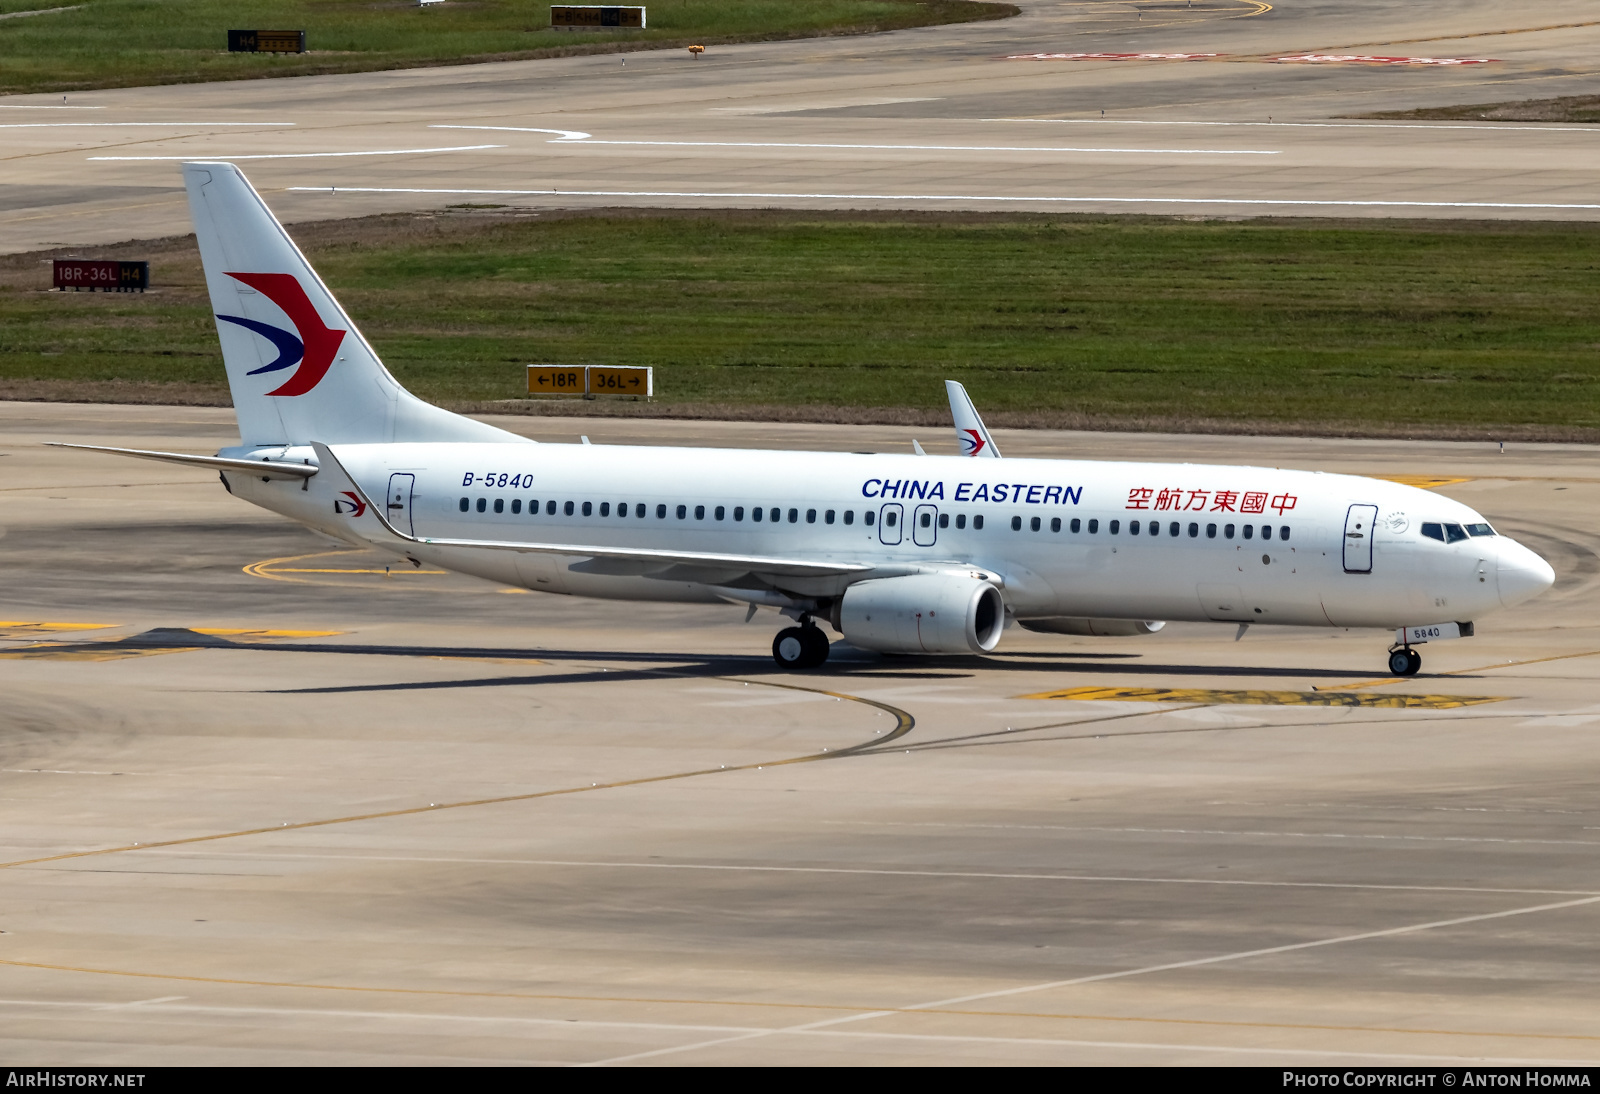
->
xmin=56 ymin=162 xmax=1555 ymax=675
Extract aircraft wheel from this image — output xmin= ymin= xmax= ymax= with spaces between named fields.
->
xmin=799 ymin=625 xmax=830 ymax=668
xmin=1388 ymin=648 xmax=1421 ymax=676
xmin=773 ymin=627 xmax=808 ymax=670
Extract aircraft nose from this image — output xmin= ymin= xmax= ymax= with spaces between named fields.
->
xmin=1496 ymin=538 xmax=1555 ymax=609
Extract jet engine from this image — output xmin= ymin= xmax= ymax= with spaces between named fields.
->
xmin=836 ymin=573 xmax=1004 ymax=654
xmin=1018 ymin=618 xmax=1165 ymax=637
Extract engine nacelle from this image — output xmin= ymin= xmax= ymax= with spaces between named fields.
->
xmin=1018 ymin=617 xmax=1166 ymax=637
xmin=837 ymin=573 xmax=1004 ymax=654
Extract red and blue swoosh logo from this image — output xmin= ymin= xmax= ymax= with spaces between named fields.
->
xmin=215 ymin=272 xmax=346 ymax=397
xmin=960 ymin=428 xmax=987 ymax=456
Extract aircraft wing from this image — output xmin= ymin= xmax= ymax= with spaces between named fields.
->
xmin=313 ymin=442 xmax=872 ymax=579
xmin=46 ymin=442 xmax=317 ymax=480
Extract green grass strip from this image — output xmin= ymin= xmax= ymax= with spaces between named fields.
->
xmin=5 ymin=211 xmax=1599 ymax=437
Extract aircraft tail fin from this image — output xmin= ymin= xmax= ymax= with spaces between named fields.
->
xmin=945 ymin=380 xmax=1001 ymax=458
xmin=182 ymin=161 xmax=521 ymax=448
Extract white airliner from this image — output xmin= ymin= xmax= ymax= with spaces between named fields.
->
xmin=57 ymin=162 xmax=1555 ymax=675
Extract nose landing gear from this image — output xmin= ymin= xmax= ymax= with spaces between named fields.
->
xmin=1387 ymin=645 xmax=1422 ymax=677
xmin=773 ymin=616 xmax=830 ymax=670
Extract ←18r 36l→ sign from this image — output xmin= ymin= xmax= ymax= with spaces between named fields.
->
xmin=550 ymin=6 xmax=646 ymax=29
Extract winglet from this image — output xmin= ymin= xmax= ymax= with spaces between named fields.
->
xmin=945 ymin=380 xmax=1000 ymax=458
xmin=309 ymin=440 xmax=418 ymax=547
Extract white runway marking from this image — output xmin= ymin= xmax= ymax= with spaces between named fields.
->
xmin=592 ymin=893 xmax=1600 ymax=1064
xmin=143 ymin=851 xmax=1600 ymax=897
xmin=428 ymin=126 xmax=1279 ymax=154
xmin=1 ymin=122 xmax=294 ymax=128
xmin=995 ymin=118 xmax=1600 ymax=135
xmin=0 ymin=999 xmax=1575 ymax=1065
xmin=90 ymin=145 xmax=502 ymax=161
xmin=431 ymin=124 xmax=591 ymax=141
xmin=287 ymin=186 xmax=1600 ymax=212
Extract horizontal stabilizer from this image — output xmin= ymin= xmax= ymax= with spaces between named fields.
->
xmin=313 ymin=442 xmax=872 ymax=579
xmin=46 ymin=442 xmax=316 ymax=480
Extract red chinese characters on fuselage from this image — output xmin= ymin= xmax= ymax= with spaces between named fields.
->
xmin=1127 ymin=486 xmax=1297 ymax=515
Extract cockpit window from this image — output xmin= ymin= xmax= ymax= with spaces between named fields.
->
xmin=1421 ymin=523 xmax=1444 ymax=542
xmin=1466 ymin=523 xmax=1495 ymax=537
xmin=1444 ymin=523 xmax=1468 ymax=543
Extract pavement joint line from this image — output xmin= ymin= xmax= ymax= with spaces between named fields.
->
xmin=0 ymin=673 xmax=912 ymax=871
xmin=4 ymin=973 xmax=1600 ymax=1050
xmin=993 ymin=118 xmax=1600 ymax=135
xmin=284 ymin=186 xmax=1600 ymax=211
xmin=817 ymin=818 xmax=1600 ymax=848
xmin=137 ymin=850 xmax=1600 ymax=897
xmin=0 ymin=995 xmax=1590 ymax=1064
xmin=89 ymin=145 xmax=503 ymax=161
xmin=0 ymin=122 xmax=296 ymax=129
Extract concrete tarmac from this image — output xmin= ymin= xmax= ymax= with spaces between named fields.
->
xmin=5 ymin=0 xmax=1600 ymax=253
xmin=3 ymin=401 xmax=1599 ymax=1065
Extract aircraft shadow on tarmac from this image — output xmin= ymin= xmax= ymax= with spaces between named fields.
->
xmin=2 ymin=627 xmax=1446 ymax=690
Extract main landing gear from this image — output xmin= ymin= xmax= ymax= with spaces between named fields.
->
xmin=773 ymin=617 xmax=830 ymax=670
xmin=1387 ymin=646 xmax=1422 ymax=677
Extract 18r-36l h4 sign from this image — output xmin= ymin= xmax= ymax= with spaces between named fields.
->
xmin=551 ymin=6 xmax=646 ymax=28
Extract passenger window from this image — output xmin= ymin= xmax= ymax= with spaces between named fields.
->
xmin=1188 ymin=522 xmax=1198 ymax=538
xmin=512 ymin=499 xmax=522 ymax=515
xmin=955 ymin=514 xmax=966 ymax=529
xmin=1011 ymin=516 xmax=1022 ymax=531
xmin=974 ymin=515 xmax=984 ymax=530
xmin=1110 ymin=520 xmax=1120 ymax=534
xmin=676 ymin=505 xmax=686 ymax=519
xmin=885 ymin=511 xmax=897 ymax=527
xmin=1151 ymin=521 xmax=1161 ymax=537
xmin=920 ymin=512 xmax=930 ymax=528
xmin=458 ymin=498 xmax=468 ymax=513
xmin=582 ymin=501 xmax=592 ymax=517
xmin=1421 ymin=522 xmax=1444 ymax=542
xmin=1070 ymin=518 xmax=1080 ymax=533
xmin=1050 ymin=517 xmax=1061 ymax=533
xmin=827 ymin=510 xmax=837 ymax=525
xmin=530 ymin=499 xmax=540 ymax=515
xmin=656 ymin=503 xmax=666 ymax=519
xmin=844 ymin=511 xmax=854 ymax=525
xmin=1243 ymin=524 xmax=1253 ymax=539
xmin=865 ymin=511 xmax=875 ymax=526
xmin=939 ymin=513 xmax=950 ymax=529
xmin=1224 ymin=523 xmax=1235 ymax=539
xmin=695 ymin=505 xmax=705 ymax=520
xmin=600 ymin=502 xmax=610 ymax=517
xmin=1030 ymin=516 xmax=1041 ymax=532
xmin=1169 ymin=521 xmax=1179 ymax=537
xmin=1262 ymin=524 xmax=1272 ymax=541
xmin=715 ymin=506 xmax=725 ymax=520
xmin=807 ymin=509 xmax=818 ymax=524
xmin=1280 ymin=526 xmax=1290 ymax=541
xmin=1129 ymin=520 xmax=1139 ymax=536
xmin=476 ymin=498 xmax=487 ymax=513
xmin=789 ymin=509 xmax=799 ymax=523
xmin=1444 ymin=523 xmax=1469 ymax=543
xmin=734 ymin=506 xmax=744 ymax=521
xmin=1206 ymin=523 xmax=1216 ymax=539
xmin=1466 ymin=522 xmax=1495 ymax=537
xmin=494 ymin=499 xmax=504 ymax=514
xmin=770 ymin=508 xmax=780 ymax=523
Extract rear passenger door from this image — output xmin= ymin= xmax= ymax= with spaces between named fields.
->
xmin=387 ymin=473 xmax=416 ymax=536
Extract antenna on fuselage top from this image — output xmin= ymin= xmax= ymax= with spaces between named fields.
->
xmin=945 ymin=380 xmax=1001 ymax=458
